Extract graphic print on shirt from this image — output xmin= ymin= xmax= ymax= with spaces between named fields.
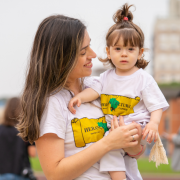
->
xmin=101 ymin=94 xmax=140 ymax=116
xmin=71 ymin=116 xmax=108 ymax=148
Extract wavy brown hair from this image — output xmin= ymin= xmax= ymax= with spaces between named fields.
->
xmin=17 ymin=15 xmax=86 ymax=144
xmin=3 ymin=97 xmax=21 ymax=126
xmin=100 ymin=3 xmax=149 ymax=69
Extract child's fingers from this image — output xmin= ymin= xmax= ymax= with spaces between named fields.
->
xmin=142 ymin=126 xmax=146 ymax=135
xmin=147 ymin=130 xmax=153 ymax=142
xmin=71 ymin=106 xmax=76 ymax=114
xmin=154 ymin=133 xmax=158 ymax=142
xmin=142 ymin=129 xmax=149 ymax=140
xmin=77 ymin=100 xmax=81 ymax=107
xmin=149 ymin=132 xmax=155 ymax=143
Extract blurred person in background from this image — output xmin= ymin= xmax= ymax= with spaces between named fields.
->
xmin=163 ymin=92 xmax=180 ymax=171
xmin=163 ymin=128 xmax=180 ymax=171
xmin=0 ymin=97 xmax=37 ymax=180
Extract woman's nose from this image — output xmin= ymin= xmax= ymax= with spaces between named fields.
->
xmin=88 ymin=47 xmax=97 ymax=59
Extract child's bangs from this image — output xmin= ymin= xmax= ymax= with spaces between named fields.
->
xmin=108 ymin=29 xmax=142 ymax=47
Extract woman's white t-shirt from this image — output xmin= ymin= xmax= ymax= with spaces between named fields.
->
xmin=39 ymin=77 xmax=112 ymax=180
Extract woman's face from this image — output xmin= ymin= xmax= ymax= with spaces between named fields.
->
xmin=68 ymin=30 xmax=96 ymax=79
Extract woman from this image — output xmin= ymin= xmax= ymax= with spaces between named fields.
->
xmin=17 ymin=15 xmax=144 ymax=180
xmin=0 ymin=97 xmax=36 ymax=180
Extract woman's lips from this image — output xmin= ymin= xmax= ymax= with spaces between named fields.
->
xmin=84 ymin=62 xmax=93 ymax=68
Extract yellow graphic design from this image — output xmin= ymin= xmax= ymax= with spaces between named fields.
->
xmin=101 ymin=94 xmax=140 ymax=116
xmin=71 ymin=117 xmax=107 ymax=148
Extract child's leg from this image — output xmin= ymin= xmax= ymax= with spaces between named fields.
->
xmin=109 ymin=171 xmax=126 ymax=180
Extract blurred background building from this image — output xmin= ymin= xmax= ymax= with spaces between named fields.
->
xmin=152 ymin=0 xmax=180 ymax=156
xmin=153 ymin=0 xmax=180 ymax=84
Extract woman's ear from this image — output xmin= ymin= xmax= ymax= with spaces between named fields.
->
xmin=106 ymin=47 xmax=111 ymax=59
xmin=138 ymin=48 xmax=144 ymax=59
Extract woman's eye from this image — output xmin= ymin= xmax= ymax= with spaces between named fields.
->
xmin=81 ymin=51 xmax=86 ymax=56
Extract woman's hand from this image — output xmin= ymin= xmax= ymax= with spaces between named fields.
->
xmin=105 ymin=116 xmax=140 ymax=151
xmin=109 ymin=116 xmax=145 ymax=159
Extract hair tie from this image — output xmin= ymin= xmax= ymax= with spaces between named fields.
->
xmin=123 ymin=17 xmax=128 ymax=21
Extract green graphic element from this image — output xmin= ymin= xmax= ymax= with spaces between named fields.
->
xmin=109 ymin=98 xmax=120 ymax=111
xmin=97 ymin=122 xmax=109 ymax=133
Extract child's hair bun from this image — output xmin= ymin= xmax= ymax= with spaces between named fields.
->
xmin=113 ymin=3 xmax=134 ymax=23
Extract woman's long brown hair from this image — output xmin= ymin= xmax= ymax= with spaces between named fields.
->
xmin=17 ymin=15 xmax=86 ymax=144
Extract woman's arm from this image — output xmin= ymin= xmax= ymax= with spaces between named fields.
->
xmin=36 ymin=123 xmax=139 ymax=180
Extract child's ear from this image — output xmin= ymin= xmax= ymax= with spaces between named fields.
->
xmin=106 ymin=47 xmax=111 ymax=59
xmin=138 ymin=48 xmax=144 ymax=59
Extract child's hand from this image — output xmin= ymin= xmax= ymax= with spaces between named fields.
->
xmin=142 ymin=121 xmax=158 ymax=143
xmin=68 ymin=97 xmax=81 ymax=114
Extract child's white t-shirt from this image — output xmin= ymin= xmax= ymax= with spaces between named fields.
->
xmin=89 ymin=68 xmax=169 ymax=127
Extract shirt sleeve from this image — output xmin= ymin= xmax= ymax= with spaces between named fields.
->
xmin=142 ymin=81 xmax=169 ymax=112
xmin=39 ymin=95 xmax=67 ymax=139
xmin=84 ymin=74 xmax=104 ymax=95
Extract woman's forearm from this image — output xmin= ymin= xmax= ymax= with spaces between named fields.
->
xmin=37 ymin=124 xmax=139 ymax=180
xmin=55 ymin=137 xmax=110 ymax=180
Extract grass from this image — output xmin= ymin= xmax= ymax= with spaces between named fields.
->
xmin=30 ymin=157 xmax=180 ymax=174
xmin=158 ymin=82 xmax=180 ymax=88
xmin=30 ymin=157 xmax=42 ymax=171
xmin=137 ymin=158 xmax=180 ymax=174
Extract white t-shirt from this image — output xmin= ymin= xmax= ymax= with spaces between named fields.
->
xmin=89 ymin=68 xmax=169 ymax=127
xmin=40 ymin=77 xmax=111 ymax=180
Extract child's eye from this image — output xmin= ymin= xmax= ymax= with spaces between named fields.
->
xmin=129 ymin=48 xmax=134 ymax=51
xmin=115 ymin=47 xmax=121 ymax=50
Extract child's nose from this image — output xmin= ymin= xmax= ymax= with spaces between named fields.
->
xmin=121 ymin=49 xmax=127 ymax=56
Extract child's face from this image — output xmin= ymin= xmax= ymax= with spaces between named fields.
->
xmin=106 ymin=37 xmax=143 ymax=74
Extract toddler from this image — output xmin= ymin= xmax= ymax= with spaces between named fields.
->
xmin=68 ymin=4 xmax=169 ymax=180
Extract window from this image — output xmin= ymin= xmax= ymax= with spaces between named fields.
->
xmin=157 ymin=54 xmax=167 ymax=61
xmin=159 ymin=34 xmax=168 ymax=42
xmin=159 ymin=43 xmax=168 ymax=51
xmin=158 ymin=23 xmax=167 ymax=31
xmin=169 ymin=34 xmax=179 ymax=42
xmin=171 ymin=24 xmax=178 ymax=31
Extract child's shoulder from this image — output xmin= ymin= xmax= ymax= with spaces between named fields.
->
xmin=139 ymin=69 xmax=154 ymax=81
xmin=138 ymin=69 xmax=157 ymax=89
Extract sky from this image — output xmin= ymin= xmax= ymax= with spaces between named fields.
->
xmin=0 ymin=0 xmax=168 ymax=98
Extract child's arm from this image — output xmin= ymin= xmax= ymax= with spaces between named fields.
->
xmin=142 ymin=109 xmax=163 ymax=143
xmin=68 ymin=88 xmax=99 ymax=114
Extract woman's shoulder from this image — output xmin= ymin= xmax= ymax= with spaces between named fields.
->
xmin=49 ymin=89 xmax=72 ymax=107
xmin=40 ymin=90 xmax=70 ymax=139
